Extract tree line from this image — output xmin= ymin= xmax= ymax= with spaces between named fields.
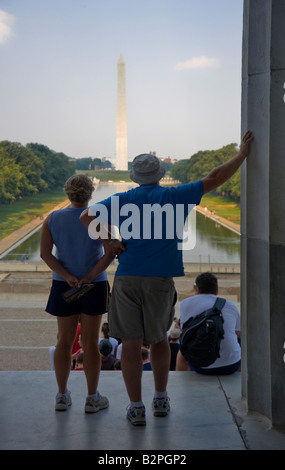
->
xmin=170 ymin=143 xmax=241 ymax=200
xmin=75 ymin=157 xmax=112 ymax=171
xmin=0 ymin=139 xmax=241 ymax=204
xmin=0 ymin=141 xmax=75 ymax=203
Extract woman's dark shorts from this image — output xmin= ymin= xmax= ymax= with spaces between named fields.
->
xmin=46 ymin=280 xmax=110 ymax=317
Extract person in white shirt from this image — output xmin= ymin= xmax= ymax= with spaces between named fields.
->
xmin=98 ymin=322 xmax=118 ymax=357
xmin=176 ymin=272 xmax=241 ymax=375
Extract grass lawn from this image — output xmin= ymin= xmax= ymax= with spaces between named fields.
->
xmin=0 ymin=190 xmax=68 ymax=239
xmin=200 ymin=193 xmax=240 ymax=225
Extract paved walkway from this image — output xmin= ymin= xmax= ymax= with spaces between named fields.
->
xmin=196 ymin=205 xmax=240 ymax=235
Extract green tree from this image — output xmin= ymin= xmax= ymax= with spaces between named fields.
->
xmin=0 ymin=140 xmax=75 ymax=204
xmin=0 ymin=147 xmax=23 ymax=203
xmin=170 ymin=143 xmax=241 ymax=199
xmin=0 ymin=141 xmax=47 ymax=196
xmin=75 ymin=157 xmax=93 ymax=170
xmin=27 ymin=143 xmax=75 ymax=189
xmin=170 ymin=160 xmax=189 ymax=184
xmin=75 ymin=156 xmax=112 ymax=170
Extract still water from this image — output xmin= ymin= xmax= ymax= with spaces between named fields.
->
xmin=2 ymin=183 xmax=240 ymax=264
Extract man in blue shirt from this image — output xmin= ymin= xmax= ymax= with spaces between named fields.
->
xmin=80 ymin=130 xmax=253 ymax=425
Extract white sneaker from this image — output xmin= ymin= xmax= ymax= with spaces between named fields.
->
xmin=126 ymin=404 xmax=146 ymax=426
xmin=85 ymin=393 xmax=109 ymax=413
xmin=55 ymin=391 xmax=72 ymax=411
xmin=152 ymin=396 xmax=170 ymax=416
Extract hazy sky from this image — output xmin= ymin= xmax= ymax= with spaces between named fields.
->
xmin=0 ymin=0 xmax=244 ymax=162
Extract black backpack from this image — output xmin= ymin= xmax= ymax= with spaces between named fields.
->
xmin=180 ymin=297 xmax=226 ymax=368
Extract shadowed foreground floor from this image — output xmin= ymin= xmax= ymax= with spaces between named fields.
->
xmin=1 ymin=370 xmax=285 ymax=451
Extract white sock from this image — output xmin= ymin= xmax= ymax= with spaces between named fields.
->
xmin=130 ymin=400 xmax=144 ymax=408
xmin=57 ymin=390 xmax=70 ymax=397
xmin=154 ymin=390 xmax=167 ymax=399
xmin=87 ymin=391 xmax=99 ymax=400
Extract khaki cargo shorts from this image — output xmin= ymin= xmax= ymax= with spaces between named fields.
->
xmin=108 ymin=276 xmax=177 ymax=344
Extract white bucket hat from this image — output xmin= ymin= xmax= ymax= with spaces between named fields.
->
xmin=130 ymin=154 xmax=165 ymax=185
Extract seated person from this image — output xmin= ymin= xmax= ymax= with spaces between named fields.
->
xmin=141 ymin=347 xmax=152 ymax=370
xmin=74 ymin=352 xmax=84 ymax=370
xmin=99 ymin=340 xmax=120 ymax=370
xmin=176 ymin=272 xmax=241 ymax=375
xmin=99 ymin=322 xmax=118 ymax=357
xmin=168 ymin=328 xmax=181 ymax=371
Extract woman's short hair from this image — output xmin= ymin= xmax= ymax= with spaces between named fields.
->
xmin=64 ymin=174 xmax=94 ymax=204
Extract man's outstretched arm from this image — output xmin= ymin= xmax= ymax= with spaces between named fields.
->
xmin=202 ymin=130 xmax=254 ymax=195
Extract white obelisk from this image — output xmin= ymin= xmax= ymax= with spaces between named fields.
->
xmin=116 ymin=54 xmax=128 ymax=170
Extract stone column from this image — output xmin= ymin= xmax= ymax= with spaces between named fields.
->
xmin=241 ymin=0 xmax=285 ymax=426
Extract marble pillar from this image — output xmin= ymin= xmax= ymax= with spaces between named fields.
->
xmin=241 ymin=0 xmax=285 ymax=426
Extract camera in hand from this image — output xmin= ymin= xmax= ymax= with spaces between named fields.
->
xmin=62 ymin=283 xmax=94 ymax=304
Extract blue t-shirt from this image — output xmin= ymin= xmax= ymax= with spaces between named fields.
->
xmin=48 ymin=207 xmax=107 ymax=282
xmin=89 ymin=181 xmax=203 ymax=277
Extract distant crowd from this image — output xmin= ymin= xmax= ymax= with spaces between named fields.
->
xmin=71 ymin=321 xmax=181 ymax=373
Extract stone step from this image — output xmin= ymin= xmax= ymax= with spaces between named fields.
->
xmin=0 ymin=308 xmax=49 ymax=320
xmin=0 ymin=347 xmax=52 ymax=371
xmin=0 ymin=319 xmax=58 ymax=348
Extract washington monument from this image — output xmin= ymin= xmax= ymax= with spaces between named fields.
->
xmin=116 ymin=54 xmax=128 ymax=170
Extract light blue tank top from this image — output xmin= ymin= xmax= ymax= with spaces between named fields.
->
xmin=48 ymin=207 xmax=107 ymax=282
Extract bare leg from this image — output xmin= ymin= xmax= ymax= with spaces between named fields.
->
xmin=80 ymin=313 xmax=102 ymax=395
xmin=150 ymin=337 xmax=170 ymax=393
xmin=175 ymin=350 xmax=190 ymax=371
xmin=121 ymin=339 xmax=143 ymax=402
xmin=54 ymin=315 xmax=80 ymax=394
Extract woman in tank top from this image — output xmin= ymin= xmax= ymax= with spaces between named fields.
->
xmin=41 ymin=174 xmax=114 ymax=413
